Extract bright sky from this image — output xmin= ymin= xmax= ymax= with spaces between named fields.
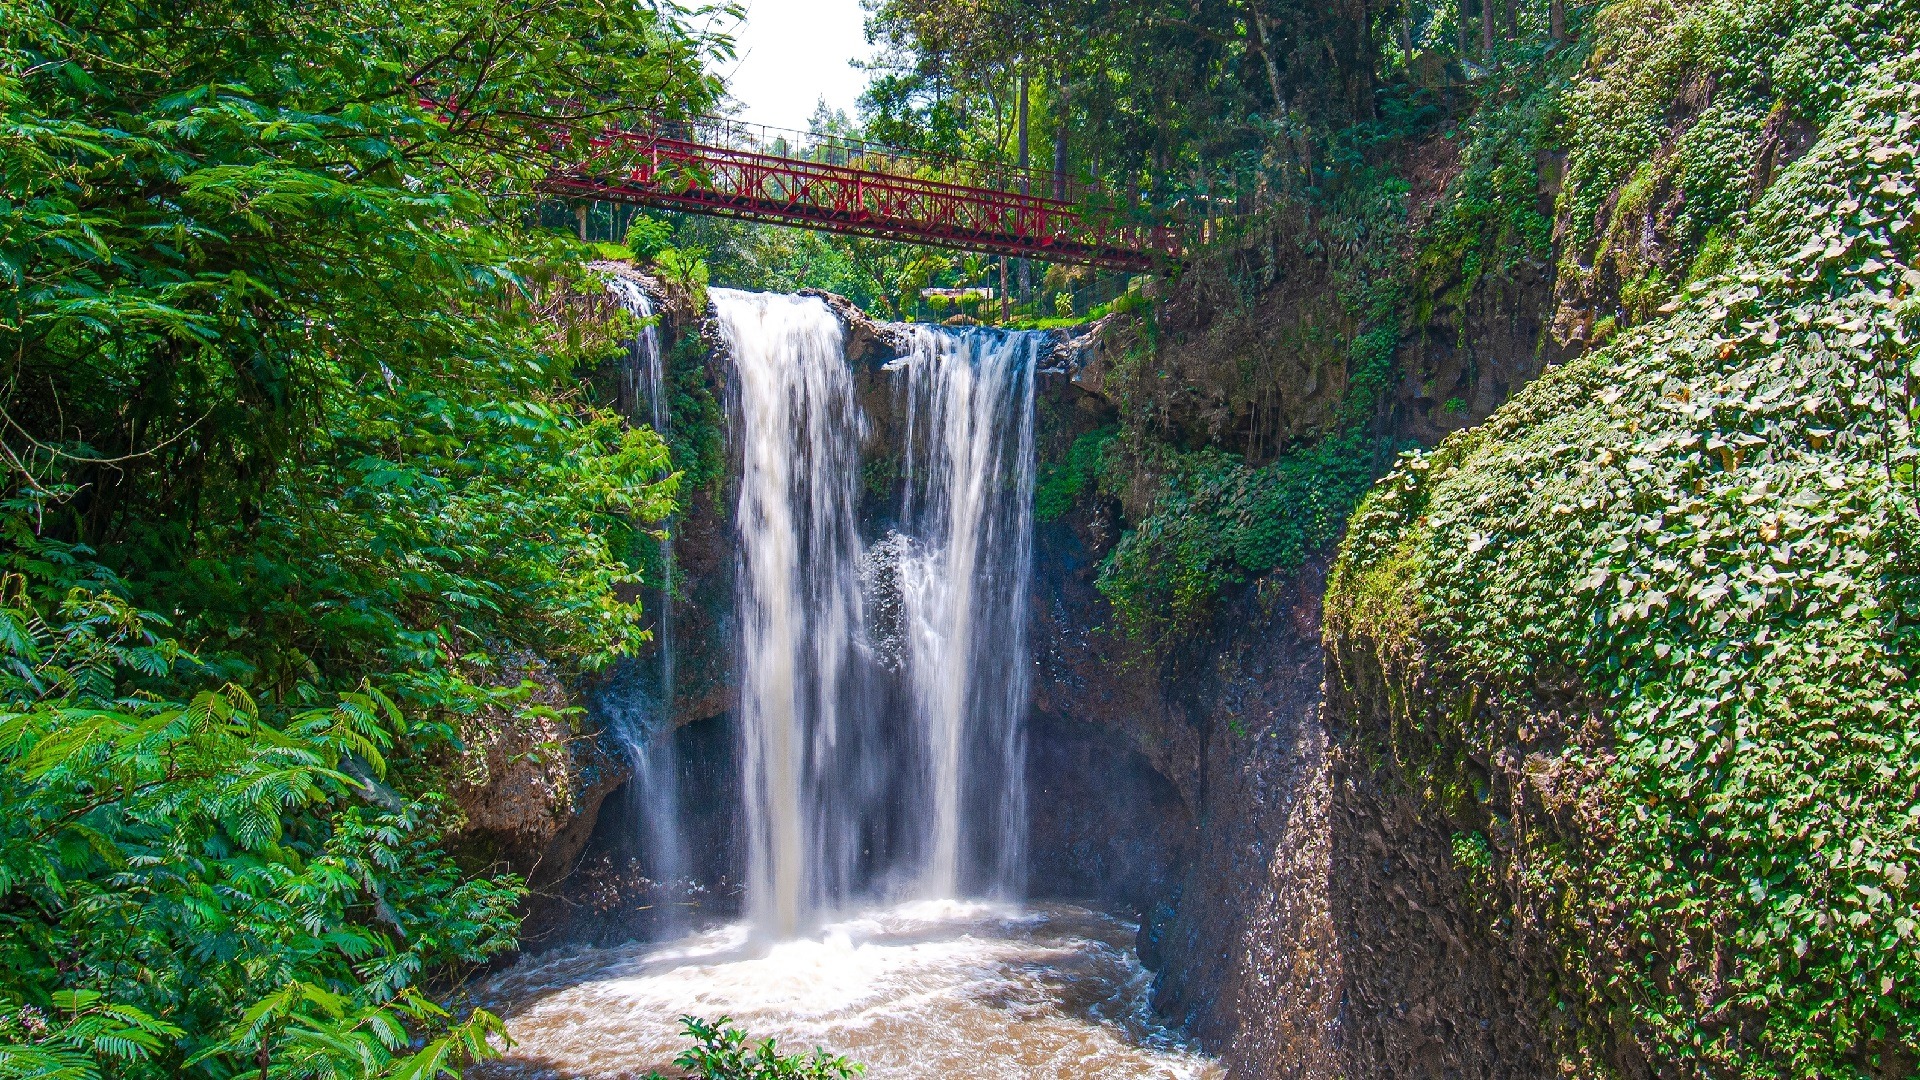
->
xmin=716 ymin=0 xmax=876 ymax=133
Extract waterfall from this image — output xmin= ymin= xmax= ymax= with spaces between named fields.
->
xmin=480 ymin=293 xmax=1221 ymax=1080
xmin=715 ymin=288 xmax=1039 ymax=939
xmin=895 ymin=326 xmax=1036 ymax=897
xmin=715 ymin=291 xmax=867 ymax=938
xmin=603 ymin=277 xmax=685 ymax=901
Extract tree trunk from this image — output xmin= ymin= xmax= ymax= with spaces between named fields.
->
xmin=1017 ymin=72 xmax=1030 ymax=174
xmin=1481 ymin=0 xmax=1495 ymax=59
xmin=1505 ymin=0 xmax=1518 ymax=39
xmin=1017 ymin=71 xmax=1031 ymax=300
xmin=1248 ymin=4 xmax=1287 ymax=116
xmin=1551 ymin=0 xmax=1567 ymax=41
xmin=575 ymin=202 xmax=588 ymax=242
xmin=1053 ymin=67 xmax=1069 ymax=200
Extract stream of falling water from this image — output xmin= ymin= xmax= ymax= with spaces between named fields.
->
xmin=894 ymin=325 xmax=1035 ymax=898
xmin=720 ymin=289 xmax=869 ymax=938
xmin=717 ymin=290 xmax=1040 ymax=930
xmin=599 ymin=277 xmax=684 ymax=899
xmin=475 ymin=288 xmax=1219 ymax=1078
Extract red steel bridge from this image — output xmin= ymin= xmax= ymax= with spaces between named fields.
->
xmin=547 ymin=117 xmax=1183 ymax=272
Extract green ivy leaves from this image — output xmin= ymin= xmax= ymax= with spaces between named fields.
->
xmin=1329 ymin=45 xmax=1920 ymax=1078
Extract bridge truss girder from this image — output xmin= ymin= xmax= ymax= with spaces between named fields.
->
xmin=549 ymin=131 xmax=1180 ymax=272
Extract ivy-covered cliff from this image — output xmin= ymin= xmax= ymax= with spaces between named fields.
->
xmin=1326 ymin=4 xmax=1920 ymax=1074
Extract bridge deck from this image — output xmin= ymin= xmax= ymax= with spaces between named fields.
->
xmin=550 ymin=123 xmax=1181 ymax=271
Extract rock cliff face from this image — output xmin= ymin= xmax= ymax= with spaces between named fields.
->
xmin=1023 ymin=520 xmax=1552 ymax=1079
xmin=999 ymin=135 xmax=1591 ymax=1077
xmin=445 ymin=653 xmax=627 ymax=888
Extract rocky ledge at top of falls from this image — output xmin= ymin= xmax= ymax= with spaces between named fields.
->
xmin=798 ymin=285 xmax=1107 ymax=374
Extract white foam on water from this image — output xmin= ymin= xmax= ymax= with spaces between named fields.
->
xmin=472 ymin=903 xmax=1223 ymax=1080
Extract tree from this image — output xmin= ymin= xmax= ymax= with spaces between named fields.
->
xmin=0 ymin=0 xmax=716 ymax=1073
xmin=2 ymin=0 xmax=717 ymax=695
xmin=864 ymin=0 xmax=1393 ymax=214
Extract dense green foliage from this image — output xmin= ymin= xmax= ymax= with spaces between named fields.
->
xmin=1554 ymin=0 xmax=1920 ymax=337
xmin=1097 ymin=431 xmax=1381 ymax=640
xmin=660 ymin=325 xmax=728 ymax=499
xmin=1329 ymin=24 xmax=1920 ymax=1076
xmin=866 ymin=0 xmax=1378 ymax=205
xmin=1091 ymin=190 xmax=1410 ymax=646
xmin=0 ymin=0 xmax=717 ymax=1075
xmin=1412 ymin=44 xmax=1566 ymax=322
xmin=1033 ymin=428 xmax=1114 ymax=522
xmin=853 ymin=0 xmax=1565 ymax=651
xmin=649 ymin=1017 xmax=864 ymax=1080
xmin=0 ymin=553 xmax=519 ymax=1079
xmin=2 ymin=0 xmax=713 ymax=695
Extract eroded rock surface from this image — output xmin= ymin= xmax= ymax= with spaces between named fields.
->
xmin=447 ymin=654 xmax=626 ymax=885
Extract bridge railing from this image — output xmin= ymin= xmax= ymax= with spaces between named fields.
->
xmin=549 ymin=112 xmax=1183 ymax=270
xmin=663 ymin=115 xmax=1109 ymax=207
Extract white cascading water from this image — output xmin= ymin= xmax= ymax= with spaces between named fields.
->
xmin=714 ymin=290 xmax=868 ymax=938
xmin=602 ymin=277 xmax=684 ymax=898
xmin=894 ymin=326 xmax=1036 ymax=897
xmin=714 ymin=291 xmax=1038 ymax=932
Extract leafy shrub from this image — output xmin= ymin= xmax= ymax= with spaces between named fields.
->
xmin=1414 ymin=54 xmax=1564 ymax=317
xmin=652 ymin=1017 xmax=864 ymax=1080
xmin=1033 ymin=428 xmax=1115 ymax=522
xmin=0 ymin=523 xmax=520 ymax=1079
xmin=1098 ymin=429 xmax=1379 ymax=642
xmin=626 ymin=214 xmax=677 ymax=260
xmin=664 ymin=326 xmax=729 ymax=497
xmin=1450 ymin=831 xmax=1494 ymax=872
xmin=651 ymin=248 xmax=712 ymax=313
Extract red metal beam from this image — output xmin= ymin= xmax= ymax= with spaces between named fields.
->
xmin=548 ymin=127 xmax=1181 ymax=272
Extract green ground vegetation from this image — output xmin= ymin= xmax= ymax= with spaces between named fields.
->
xmin=650 ymin=1017 xmax=865 ymax=1080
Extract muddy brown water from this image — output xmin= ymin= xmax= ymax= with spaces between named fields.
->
xmin=470 ymin=900 xmax=1223 ymax=1079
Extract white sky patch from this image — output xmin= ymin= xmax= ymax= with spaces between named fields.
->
xmin=716 ymin=0 xmax=875 ymax=132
